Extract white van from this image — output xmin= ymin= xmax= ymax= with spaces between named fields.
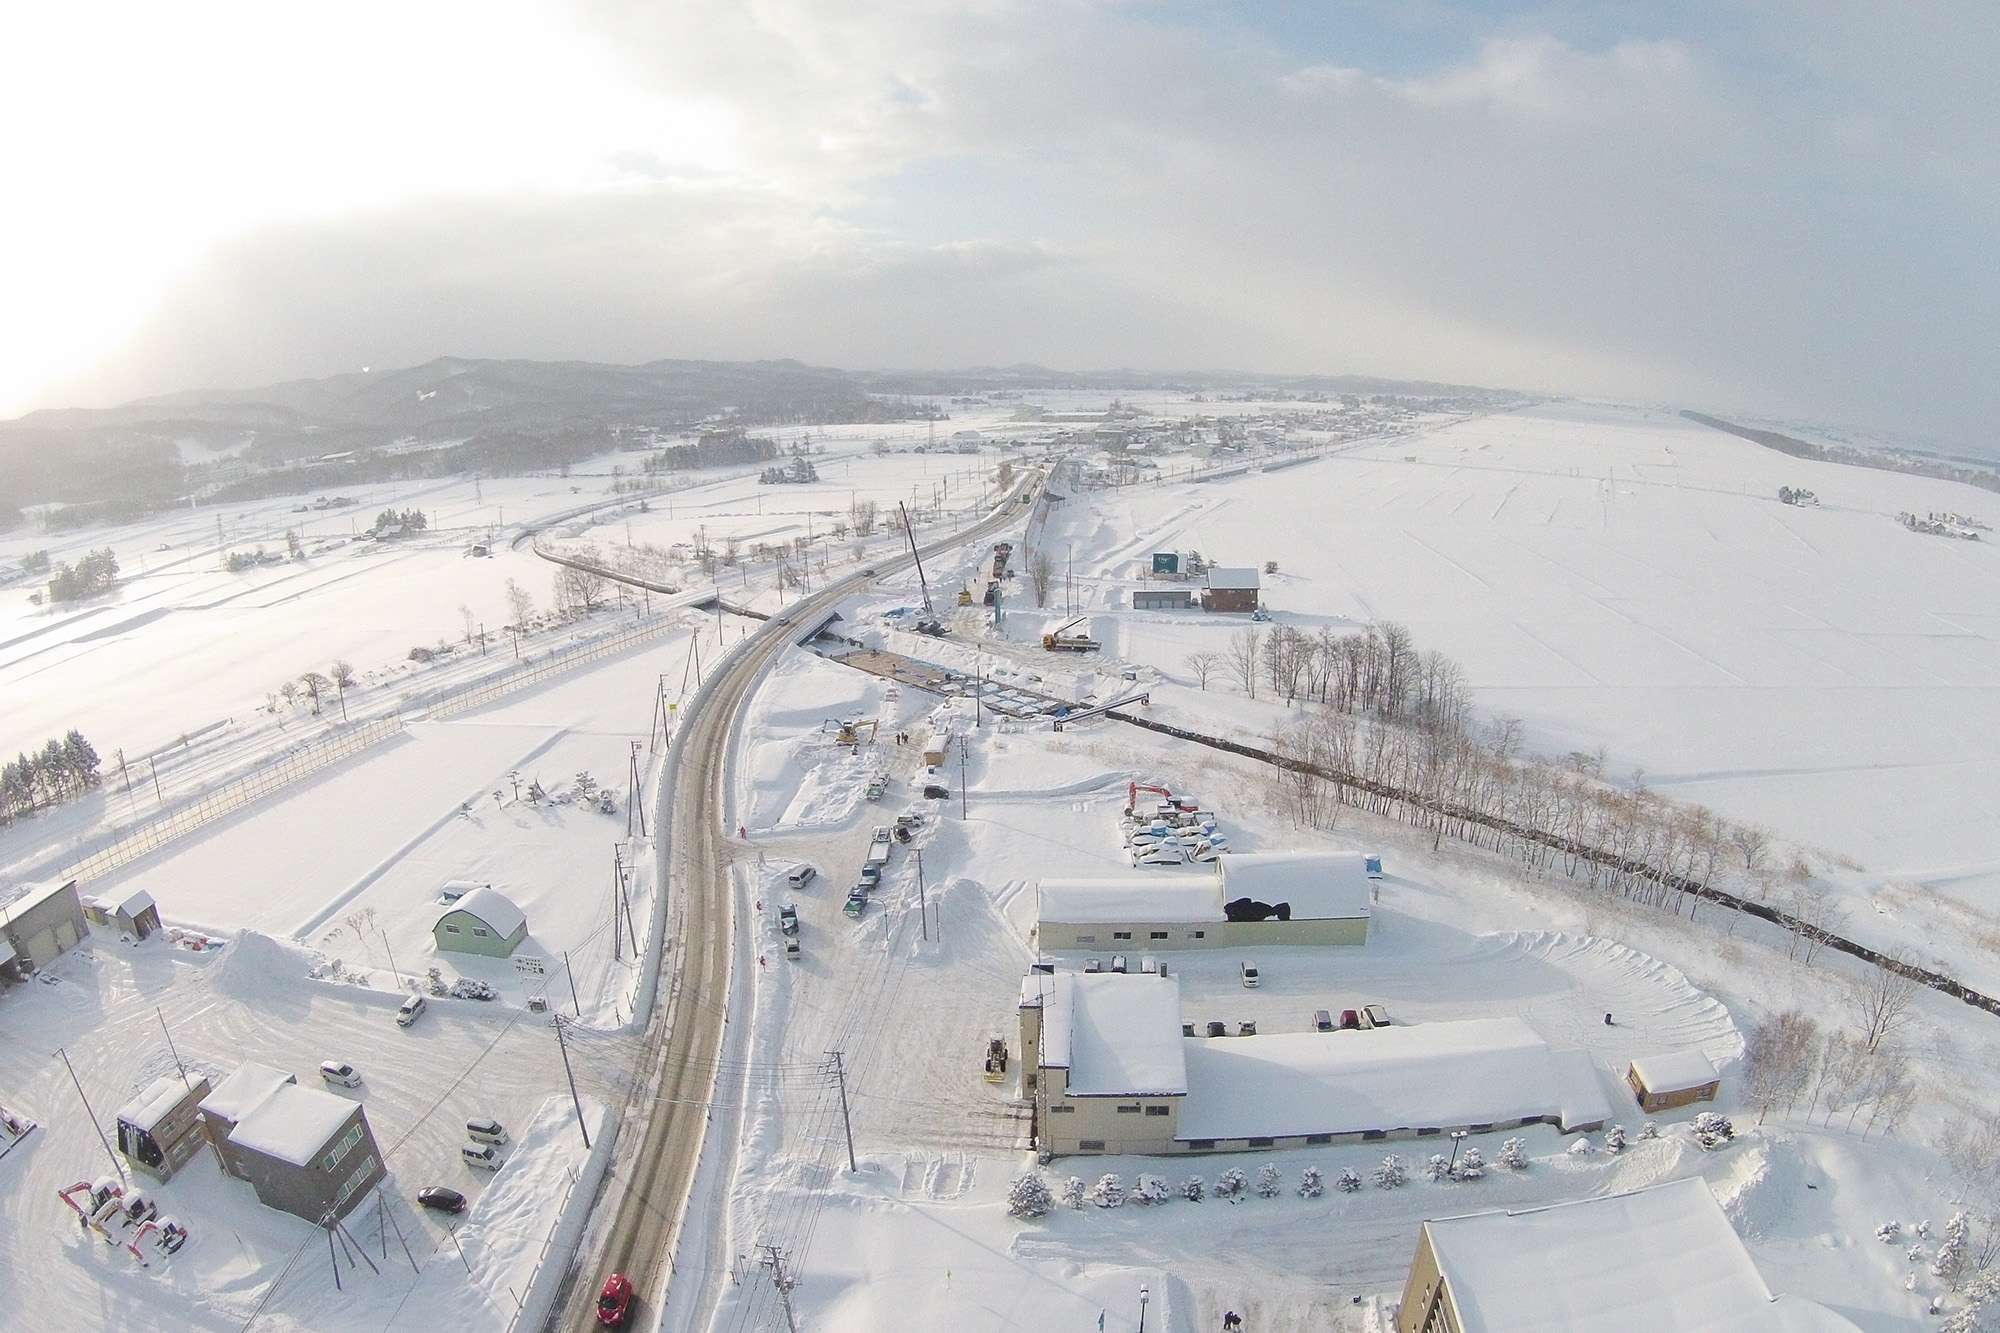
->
xmin=465 ymin=1118 xmax=508 ymax=1146
xmin=786 ymin=864 xmax=817 ymax=890
xmin=397 ymin=994 xmax=427 ymax=1027
xmin=460 ymin=1142 xmax=501 ymax=1170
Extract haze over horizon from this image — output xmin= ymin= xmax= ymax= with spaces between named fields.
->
xmin=6 ymin=2 xmax=1996 ymax=451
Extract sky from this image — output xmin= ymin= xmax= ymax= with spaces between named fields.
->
xmin=4 ymin=1 xmax=1996 ymax=449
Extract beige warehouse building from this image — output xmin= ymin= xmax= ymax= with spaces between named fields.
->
xmin=1035 ymin=851 xmax=1371 ymax=951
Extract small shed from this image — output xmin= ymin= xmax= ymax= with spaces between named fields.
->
xmin=116 ymin=1075 xmax=213 ymax=1181
xmin=1132 ymin=588 xmax=1194 ymax=611
xmin=434 ymin=885 xmax=528 ymax=958
xmin=1202 ymin=567 xmax=1261 ymax=613
xmin=85 ymin=888 xmax=162 ymax=940
xmin=0 ymin=879 xmax=89 ymax=979
xmin=1626 ymin=1050 xmax=1720 ymax=1112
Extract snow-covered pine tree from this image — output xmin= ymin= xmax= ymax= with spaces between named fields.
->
xmin=1007 ymin=1173 xmax=1055 ymax=1218
xmin=1216 ymin=1168 xmax=1248 ymax=1199
xmin=1337 ymin=1168 xmax=1363 ymax=1193
xmin=1256 ymin=1164 xmax=1282 ymax=1198
xmin=1638 ymin=1121 xmax=1659 ymax=1140
xmin=1373 ymin=1156 xmax=1407 ymax=1188
xmin=1427 ymin=1154 xmax=1452 ymax=1182
xmin=1297 ymin=1166 xmax=1324 ymax=1198
xmin=1092 ymin=1174 xmax=1126 ymax=1208
xmin=1062 ymin=1177 xmax=1087 ymax=1210
xmin=1876 ymin=1222 xmax=1902 ymax=1243
xmin=1691 ymin=1113 xmax=1735 ymax=1149
xmin=1131 ymin=1174 xmax=1171 ymax=1205
xmin=1933 ymin=1212 xmax=1969 ymax=1288
xmin=1182 ymin=1175 xmax=1206 ymax=1203
xmin=1458 ymin=1147 xmax=1485 ymax=1179
xmin=1567 ymin=1137 xmax=1591 ymax=1156
xmin=1605 ymin=1124 xmax=1627 ymax=1153
xmin=1498 ymin=1137 xmax=1529 ymax=1170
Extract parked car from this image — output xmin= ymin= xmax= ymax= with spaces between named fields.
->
xmin=466 ymin=1118 xmax=508 ymax=1146
xmin=779 ymin=904 xmax=799 ymax=935
xmin=895 ymin=813 xmax=923 ymax=830
xmin=859 ymin=863 xmax=881 ymax=889
xmin=1083 ymin=958 xmax=1104 ymax=974
xmin=1238 ymin=1020 xmax=1257 ymax=1036
xmin=598 ymin=1273 xmax=634 ymax=1327
xmin=461 ymin=1142 xmax=502 ymax=1170
xmin=922 ymin=784 xmax=950 ymax=800
xmin=785 ymin=937 xmax=801 ymax=960
xmin=396 ymin=994 xmax=427 ymax=1027
xmin=1239 ymin=961 xmax=1260 ymax=988
xmin=786 ymin=864 xmax=817 ymax=889
xmin=1312 ymin=1010 xmax=1334 ymax=1033
xmin=1340 ymin=1009 xmax=1361 ymax=1030
xmin=319 ymin=1060 xmax=362 ymax=1088
xmin=1364 ymin=1003 xmax=1391 ymax=1028
xmin=1109 ymin=954 xmax=1128 ymax=974
xmin=416 ymin=1186 xmax=466 ymax=1213
xmin=1206 ymin=1020 xmax=1227 ymax=1037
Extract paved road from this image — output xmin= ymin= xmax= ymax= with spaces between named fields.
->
xmin=554 ymin=471 xmax=1044 ymax=1332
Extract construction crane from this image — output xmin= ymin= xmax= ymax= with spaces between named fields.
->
xmin=897 ymin=501 xmax=944 ymax=635
xmin=1041 ymin=616 xmax=1101 ymax=652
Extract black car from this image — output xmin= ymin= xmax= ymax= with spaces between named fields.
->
xmin=923 ymin=784 xmax=950 ymax=800
xmin=417 ymin=1186 xmax=467 ymax=1213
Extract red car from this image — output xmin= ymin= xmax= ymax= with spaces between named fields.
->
xmin=597 ymin=1273 xmax=633 ymax=1328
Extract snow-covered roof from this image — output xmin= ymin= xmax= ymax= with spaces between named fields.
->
xmin=1206 ymin=567 xmax=1260 ymax=590
xmin=1424 ymin=1177 xmax=1862 ymax=1333
xmin=1038 ymin=876 xmax=1220 ymax=924
xmin=200 ymin=1062 xmax=296 ymax=1126
xmin=0 ymin=878 xmax=79 ymax=931
xmin=103 ymin=888 xmax=155 ymax=918
xmin=1067 ymin=972 xmax=1187 ymax=1097
xmin=229 ymin=1082 xmax=360 ymax=1167
xmin=1027 ymin=972 xmax=1187 ymax=1097
xmin=117 ymin=1075 xmax=200 ymax=1132
xmin=1629 ymin=1049 xmax=1718 ymax=1092
xmin=438 ymin=885 xmax=526 ymax=938
xmin=1214 ymin=852 xmax=1372 ymax=921
xmin=1176 ymin=1018 xmax=1609 ymax=1141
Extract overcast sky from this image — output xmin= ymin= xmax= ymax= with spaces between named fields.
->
xmin=5 ymin=2 xmax=1995 ymax=446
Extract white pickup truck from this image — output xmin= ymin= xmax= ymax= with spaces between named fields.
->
xmin=866 ymin=825 xmax=893 ymax=865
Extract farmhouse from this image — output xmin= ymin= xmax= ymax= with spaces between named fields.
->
xmin=1625 ymin=1050 xmax=1721 ymax=1113
xmin=1020 ymin=971 xmax=1608 ymax=1158
xmin=1035 ymin=852 xmax=1371 ymax=951
xmin=0 ymin=879 xmax=89 ymax=980
xmin=433 ymin=885 xmax=528 ymax=958
xmin=1202 ymin=566 xmax=1260 ymax=612
xmin=1396 ymin=1177 xmax=1862 ymax=1333
xmin=198 ymin=1063 xmax=382 ymax=1223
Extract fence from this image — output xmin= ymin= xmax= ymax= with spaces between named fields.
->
xmin=426 ymin=612 xmax=687 ymax=720
xmin=62 ymin=717 xmax=406 ymax=884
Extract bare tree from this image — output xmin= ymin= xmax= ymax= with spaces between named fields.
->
xmin=553 ymin=564 xmax=609 ymax=616
xmin=329 ymin=660 xmax=355 ymax=721
xmin=1027 ymin=550 xmax=1055 ymax=608
xmin=849 ymin=499 xmax=878 ymax=537
xmin=459 ymin=603 xmax=477 ymax=644
xmin=1741 ymin=1010 xmax=1819 ymax=1124
xmin=1728 ymin=823 xmax=1772 ymax=872
xmin=1184 ymin=651 xmax=1222 ymax=691
xmin=1225 ymin=627 xmax=1262 ymax=699
xmin=504 ymin=578 xmax=535 ymax=628
xmin=1784 ymin=880 xmax=1847 ymax=965
xmin=298 ymin=671 xmax=329 ymax=716
xmin=1851 ymin=950 xmax=1924 ymax=1053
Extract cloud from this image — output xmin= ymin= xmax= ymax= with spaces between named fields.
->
xmin=16 ymin=1 xmax=2000 ymax=448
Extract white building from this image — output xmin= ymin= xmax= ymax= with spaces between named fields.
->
xmin=1036 ymin=851 xmax=1371 ymax=951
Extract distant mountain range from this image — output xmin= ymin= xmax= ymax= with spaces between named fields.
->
xmin=0 ymin=356 xmax=1515 ymax=532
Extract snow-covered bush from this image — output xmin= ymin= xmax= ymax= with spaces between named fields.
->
xmin=1498 ymin=1138 xmax=1529 ymax=1170
xmin=1372 ymin=1156 xmax=1407 ymax=1189
xmin=1567 ymin=1137 xmax=1591 ymax=1157
xmin=1092 ymin=1174 xmax=1125 ymax=1208
xmin=1007 ymin=1173 xmax=1054 ymax=1219
xmin=1062 ymin=1177 xmax=1087 ymax=1210
xmin=1919 ymin=1220 xmax=1933 ymax=1238
xmin=1908 ymin=1244 xmax=1926 ymax=1266
xmin=1256 ymin=1164 xmax=1282 ymax=1198
xmin=1131 ymin=1174 xmax=1172 ymax=1206
xmin=1427 ymin=1154 xmax=1453 ymax=1183
xmin=1337 ymin=1168 xmax=1363 ymax=1193
xmin=1181 ymin=1175 xmax=1206 ymax=1203
xmin=1297 ymin=1166 xmax=1324 ymax=1198
xmin=1691 ymin=1113 xmax=1735 ymax=1150
xmin=1876 ymin=1221 xmax=1902 ymax=1243
xmin=1933 ymin=1212 xmax=1969 ymax=1287
xmin=1457 ymin=1147 xmax=1485 ymax=1180
xmin=1604 ymin=1124 xmax=1626 ymax=1153
xmin=1638 ymin=1121 xmax=1659 ymax=1140
xmin=1215 ymin=1168 xmax=1247 ymax=1200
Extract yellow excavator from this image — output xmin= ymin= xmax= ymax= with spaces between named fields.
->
xmin=956 ymin=584 xmax=974 ymax=606
xmin=829 ymin=718 xmax=879 ymax=747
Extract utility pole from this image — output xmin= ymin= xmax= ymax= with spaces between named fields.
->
xmin=157 ymin=1007 xmax=191 ymax=1089
xmin=552 ymin=1016 xmax=591 ymax=1149
xmin=829 ymin=1051 xmax=856 ymax=1172
xmin=759 ymin=1244 xmax=801 ymax=1333
xmin=58 ymin=1048 xmax=124 ymax=1181
xmin=916 ymin=848 xmax=927 ymax=942
xmin=958 ymin=743 xmax=968 ymax=822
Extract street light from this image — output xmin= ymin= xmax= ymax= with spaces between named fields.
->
xmin=1449 ymin=1129 xmax=1468 ymax=1175
xmin=1138 ymin=1285 xmax=1149 ymax=1333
